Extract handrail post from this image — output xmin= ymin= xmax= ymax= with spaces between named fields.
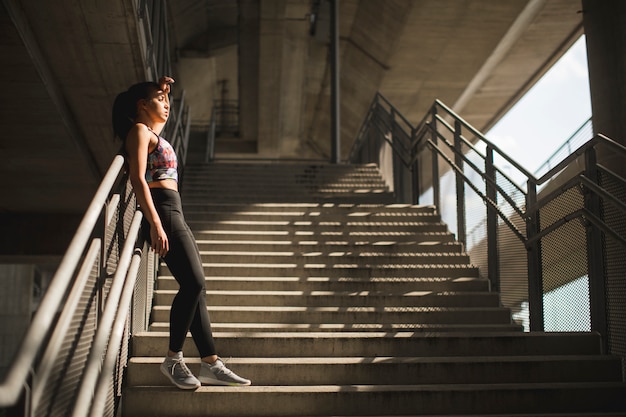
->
xmin=431 ymin=105 xmax=440 ymax=210
xmin=390 ymin=107 xmax=403 ymax=201
xmin=526 ymin=179 xmax=544 ymax=331
xmin=454 ymin=120 xmax=466 ymax=246
xmin=329 ymin=0 xmax=340 ymax=164
xmin=411 ymin=126 xmax=420 ymax=205
xmin=584 ymin=146 xmax=607 ymax=350
xmin=485 ymin=146 xmax=500 ymax=292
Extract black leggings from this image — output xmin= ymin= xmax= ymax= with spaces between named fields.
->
xmin=147 ymin=188 xmax=216 ymax=357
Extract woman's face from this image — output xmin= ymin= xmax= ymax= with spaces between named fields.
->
xmin=139 ymin=87 xmax=169 ymax=123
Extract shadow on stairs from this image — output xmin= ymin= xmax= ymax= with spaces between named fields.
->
xmin=123 ymin=161 xmax=626 ymax=417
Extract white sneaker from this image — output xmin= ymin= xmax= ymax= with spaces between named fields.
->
xmin=198 ymin=358 xmax=251 ymax=386
xmin=160 ymin=352 xmax=201 ymax=389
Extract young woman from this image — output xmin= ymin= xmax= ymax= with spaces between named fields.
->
xmin=112 ymin=76 xmax=250 ymax=389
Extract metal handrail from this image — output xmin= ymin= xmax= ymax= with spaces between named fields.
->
xmin=0 ymin=152 xmax=157 ymax=417
xmin=89 ymin=245 xmax=144 ymax=417
xmin=349 ymin=92 xmax=626 ymax=341
xmin=433 ymin=99 xmax=535 ymax=179
xmin=534 ymin=117 xmax=593 ymax=176
xmin=72 ymin=212 xmax=143 ymax=417
xmin=0 ymin=156 xmax=125 ymax=406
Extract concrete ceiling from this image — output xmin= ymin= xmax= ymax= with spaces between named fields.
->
xmin=1 ymin=0 xmax=584 ymax=217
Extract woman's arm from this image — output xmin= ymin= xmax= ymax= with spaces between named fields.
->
xmin=126 ymin=123 xmax=169 ymax=256
xmin=159 ymin=76 xmax=174 ymax=106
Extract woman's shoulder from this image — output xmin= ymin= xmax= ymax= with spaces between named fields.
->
xmin=128 ymin=122 xmax=151 ymax=136
xmin=125 ymin=123 xmax=158 ymax=155
xmin=127 ymin=123 xmax=157 ymax=144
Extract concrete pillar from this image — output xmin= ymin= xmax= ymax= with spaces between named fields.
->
xmin=278 ymin=2 xmax=309 ymax=156
xmin=257 ymin=0 xmax=286 ymax=157
xmin=582 ymin=0 xmax=626 ymax=173
xmin=238 ymin=0 xmax=260 ymax=146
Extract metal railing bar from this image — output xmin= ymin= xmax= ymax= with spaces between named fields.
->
xmin=535 ymin=137 xmax=596 ymax=185
xmin=31 ymin=239 xmax=101 ymax=409
xmin=430 ymin=115 xmax=528 ymax=195
xmin=528 ymin=174 xmax=583 ymax=214
xmin=457 ymin=133 xmax=528 ymax=196
xmin=429 ymin=126 xmax=528 ymax=219
xmin=411 ymin=104 xmax=436 ymax=140
xmin=525 ymin=208 xmax=586 ymax=246
xmin=580 ymin=174 xmax=626 ymax=216
xmin=410 ymin=126 xmax=433 ymax=157
xmin=71 ymin=211 xmax=143 ymax=417
xmin=525 ymin=207 xmax=626 ymax=250
xmin=374 ymin=93 xmax=415 ymax=131
xmin=0 ymin=155 xmax=125 ymax=407
xmin=434 ymin=99 xmax=535 ymax=179
xmin=89 ymin=245 xmax=144 ymax=417
xmin=528 ymin=170 xmax=626 ymax=225
xmin=534 ymin=134 xmax=626 ymax=185
xmin=385 ymin=131 xmax=413 ymax=162
xmin=434 ymin=114 xmax=485 ymax=156
xmin=534 ymin=117 xmax=592 ymax=175
xmin=427 ymin=138 xmax=527 ymax=243
xmin=598 ymin=163 xmax=626 ymax=188
xmin=582 ymin=210 xmax=626 ymax=250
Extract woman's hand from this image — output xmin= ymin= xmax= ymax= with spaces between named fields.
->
xmin=158 ymin=76 xmax=175 ymax=95
xmin=150 ymin=223 xmax=169 ymax=257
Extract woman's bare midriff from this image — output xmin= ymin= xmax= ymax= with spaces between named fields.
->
xmin=148 ymin=179 xmax=178 ymax=191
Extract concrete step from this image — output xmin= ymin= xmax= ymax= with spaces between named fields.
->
xmin=193 ymin=240 xmax=464 ymax=253
xmin=184 ymin=162 xmax=383 ymax=173
xmin=156 ymin=276 xmax=490 ymax=292
xmin=182 ymin=186 xmax=390 ymax=194
xmin=183 ymin=210 xmax=442 ymax=223
xmin=152 ymin=290 xmax=501 ymax=307
xmin=182 ymin=193 xmax=398 ymax=204
xmin=159 ymin=264 xmax=480 ymax=278
xmin=131 ymin=332 xmax=605 ymax=358
xmin=126 ymin=355 xmax=624 ymax=387
xmin=183 ymin=169 xmax=388 ymax=179
xmin=122 ymin=382 xmax=626 ymax=417
xmin=184 ymin=219 xmax=449 ymax=233
xmin=183 ymin=178 xmax=389 ymax=187
xmin=180 ymin=163 xmax=394 ymax=204
xmin=192 ymin=251 xmax=472 ymax=265
xmin=149 ymin=322 xmax=523 ymax=333
xmin=179 ymin=202 xmax=437 ymax=214
xmin=190 ymin=230 xmax=457 ymax=244
xmin=149 ymin=305 xmax=514 ymax=325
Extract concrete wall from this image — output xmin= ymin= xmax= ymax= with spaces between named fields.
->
xmin=175 ymin=44 xmax=239 ymax=128
xmin=0 ymin=265 xmax=36 ymax=378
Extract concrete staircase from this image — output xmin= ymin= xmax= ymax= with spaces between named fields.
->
xmin=123 ymin=161 xmax=626 ymax=417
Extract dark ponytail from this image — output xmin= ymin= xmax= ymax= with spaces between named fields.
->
xmin=112 ymin=81 xmax=160 ymax=141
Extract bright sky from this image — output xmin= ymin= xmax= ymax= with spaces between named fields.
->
xmin=485 ymin=35 xmax=592 ymax=174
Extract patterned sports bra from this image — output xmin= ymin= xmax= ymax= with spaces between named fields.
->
xmin=145 ymin=130 xmax=178 ymax=183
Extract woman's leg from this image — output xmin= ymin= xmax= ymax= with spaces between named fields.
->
xmin=153 ymin=189 xmax=216 ymax=357
xmin=166 ymin=221 xmax=217 ymax=357
xmin=153 ymin=189 xmax=250 ymax=386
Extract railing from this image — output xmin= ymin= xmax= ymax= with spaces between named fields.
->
xmin=203 ymin=99 xmax=240 ymax=163
xmin=213 ymin=99 xmax=240 ymax=137
xmin=349 ymin=93 xmax=626 ymax=365
xmin=136 ymin=0 xmax=172 ymax=80
xmin=0 ymin=0 xmax=176 ymax=414
xmin=534 ymin=117 xmax=593 ymax=178
xmin=205 ymin=105 xmax=217 ymax=163
xmin=0 ymin=156 xmax=156 ymax=417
